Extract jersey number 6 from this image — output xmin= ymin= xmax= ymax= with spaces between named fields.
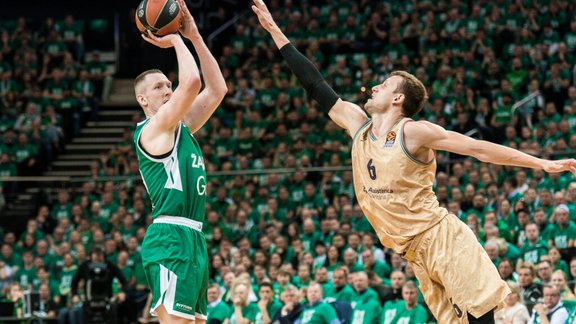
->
xmin=367 ymin=159 xmax=377 ymax=180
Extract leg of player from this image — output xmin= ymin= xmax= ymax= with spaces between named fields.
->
xmin=467 ymin=309 xmax=495 ymax=324
xmin=156 ymin=305 xmax=195 ymax=324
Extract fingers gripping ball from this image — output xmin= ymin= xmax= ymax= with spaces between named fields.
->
xmin=136 ymin=0 xmax=182 ymax=36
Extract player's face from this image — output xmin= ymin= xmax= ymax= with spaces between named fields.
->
xmin=365 ymin=76 xmax=403 ymax=114
xmin=142 ymin=73 xmax=172 ymax=112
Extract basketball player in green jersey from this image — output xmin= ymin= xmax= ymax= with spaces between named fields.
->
xmin=251 ymin=1 xmax=576 ymax=323
xmin=135 ymin=1 xmax=227 ymax=322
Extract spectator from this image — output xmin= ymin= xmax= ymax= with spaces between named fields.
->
xmin=518 ymin=224 xmax=549 ymax=269
xmin=550 ymin=270 xmax=576 ymax=301
xmin=272 ymin=284 xmax=302 ymax=324
xmin=257 ymin=281 xmax=282 ymax=324
xmin=324 ymin=267 xmax=355 ymax=303
xmin=536 ymin=260 xmax=553 ymax=285
xmin=528 ymin=284 xmax=568 ymax=324
xmin=296 ymin=281 xmax=341 ymax=324
xmin=518 ymin=264 xmax=542 ymax=313
xmin=207 ymin=283 xmax=232 ymax=324
xmin=382 ymin=281 xmax=427 ymax=324
xmin=226 ymin=281 xmax=262 ymax=324
xmin=350 ymin=271 xmax=382 ymax=323
xmin=494 ymin=282 xmax=530 ymax=324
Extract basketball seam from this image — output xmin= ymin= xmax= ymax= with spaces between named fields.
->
xmin=138 ymin=1 xmax=151 ymax=32
xmin=152 ymin=0 xmax=170 ymax=29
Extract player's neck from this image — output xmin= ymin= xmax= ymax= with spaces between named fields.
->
xmin=371 ymin=111 xmax=404 ymax=139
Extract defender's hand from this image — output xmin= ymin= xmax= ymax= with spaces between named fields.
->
xmin=251 ymin=0 xmax=278 ymax=34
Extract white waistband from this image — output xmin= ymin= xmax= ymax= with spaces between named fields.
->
xmin=153 ymin=216 xmax=203 ymax=231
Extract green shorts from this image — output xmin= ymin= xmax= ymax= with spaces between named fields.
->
xmin=141 ymin=218 xmax=209 ymax=320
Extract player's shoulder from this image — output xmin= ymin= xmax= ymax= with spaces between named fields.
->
xmin=402 ymin=119 xmax=442 ymax=136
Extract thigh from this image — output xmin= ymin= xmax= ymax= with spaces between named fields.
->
xmin=156 ymin=305 xmax=194 ymax=324
xmin=194 ymin=236 xmax=209 ymax=322
xmin=410 ymin=259 xmax=464 ymax=323
xmin=420 ymin=215 xmax=510 ymax=319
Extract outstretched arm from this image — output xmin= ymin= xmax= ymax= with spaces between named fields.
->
xmin=139 ymin=32 xmax=201 ymax=155
xmin=178 ymin=0 xmax=227 ymax=133
xmin=251 ymin=0 xmax=368 ymax=137
xmin=406 ymin=121 xmax=576 ymax=175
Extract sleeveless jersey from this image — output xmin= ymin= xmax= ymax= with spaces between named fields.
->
xmin=134 ymin=119 xmax=207 ymax=222
xmin=351 ymin=118 xmax=448 ymax=252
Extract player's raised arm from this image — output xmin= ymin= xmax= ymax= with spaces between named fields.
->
xmin=251 ymin=0 xmax=368 ymax=137
xmin=177 ymin=0 xmax=227 ymax=133
xmin=405 ymin=120 xmax=576 ymax=176
xmin=138 ymin=31 xmax=201 ymax=155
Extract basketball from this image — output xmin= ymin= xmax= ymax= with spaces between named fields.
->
xmin=136 ymin=0 xmax=181 ymax=36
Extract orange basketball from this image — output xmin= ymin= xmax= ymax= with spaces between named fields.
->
xmin=136 ymin=0 xmax=181 ymax=36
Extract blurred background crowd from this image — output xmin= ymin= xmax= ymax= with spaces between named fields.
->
xmin=1 ymin=0 xmax=576 ymax=323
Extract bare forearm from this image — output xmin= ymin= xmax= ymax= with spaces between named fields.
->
xmin=268 ymin=24 xmax=290 ymax=49
xmin=474 ymin=140 xmax=546 ymax=169
xmin=173 ymin=39 xmax=200 ymax=88
xmin=189 ymin=36 xmax=226 ymax=93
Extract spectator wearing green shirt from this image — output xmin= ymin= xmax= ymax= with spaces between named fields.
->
xmin=11 ymin=132 xmax=38 ymax=176
xmin=350 ymin=271 xmax=382 ymax=324
xmin=227 ymin=281 xmax=263 ymax=324
xmin=342 ymin=249 xmax=363 ymax=274
xmin=536 ymin=260 xmax=553 ymax=285
xmin=485 ymin=239 xmax=501 ymax=268
xmin=547 ymin=247 xmax=569 ymax=277
xmin=208 ymin=283 xmax=232 ymax=324
xmin=324 ymin=268 xmax=355 ymax=303
xmin=517 ymin=223 xmax=550 ymax=272
xmin=382 ymin=281 xmax=428 ymax=324
xmin=498 ymin=258 xmax=516 ymax=283
xmin=257 ymin=282 xmax=282 ymax=324
xmin=57 ymin=252 xmax=77 ymax=306
xmin=297 ymin=281 xmax=340 ymax=324
xmin=360 ymin=249 xmax=390 ymax=281
xmin=314 ymin=267 xmax=333 ymax=296
xmin=13 ymin=250 xmax=35 ymax=289
xmin=547 ymin=204 xmax=576 ymax=248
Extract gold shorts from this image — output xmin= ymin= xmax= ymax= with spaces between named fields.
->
xmin=404 ymin=214 xmax=511 ymax=323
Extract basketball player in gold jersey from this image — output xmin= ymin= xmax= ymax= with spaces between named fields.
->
xmin=252 ymin=1 xmax=576 ymax=323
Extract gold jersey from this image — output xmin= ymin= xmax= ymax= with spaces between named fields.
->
xmin=351 ymin=118 xmax=448 ymax=253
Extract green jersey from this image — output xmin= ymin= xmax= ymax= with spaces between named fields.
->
xmin=14 ymin=266 xmax=36 ymax=288
xmin=351 ymin=299 xmax=382 ymax=324
xmin=229 ymin=303 xmax=263 ymax=324
xmin=134 ymin=121 xmax=207 ymax=222
xmin=519 ymin=239 xmax=549 ymax=265
xmin=382 ymin=300 xmax=428 ymax=324
xmin=207 ymin=300 xmax=231 ymax=322
xmin=324 ymin=284 xmax=356 ymax=303
xmin=58 ymin=265 xmax=77 ymax=296
xmin=298 ymin=302 xmax=340 ymax=324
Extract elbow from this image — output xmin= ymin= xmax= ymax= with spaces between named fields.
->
xmin=218 ymin=83 xmax=228 ymax=98
xmin=180 ymin=76 xmax=202 ymax=94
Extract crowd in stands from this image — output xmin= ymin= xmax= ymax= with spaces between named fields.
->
xmin=0 ymin=15 xmax=110 ymax=210
xmin=2 ymin=0 xmax=576 ymax=323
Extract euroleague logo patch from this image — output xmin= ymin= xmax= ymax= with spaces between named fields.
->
xmin=384 ymin=131 xmax=396 ymax=148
